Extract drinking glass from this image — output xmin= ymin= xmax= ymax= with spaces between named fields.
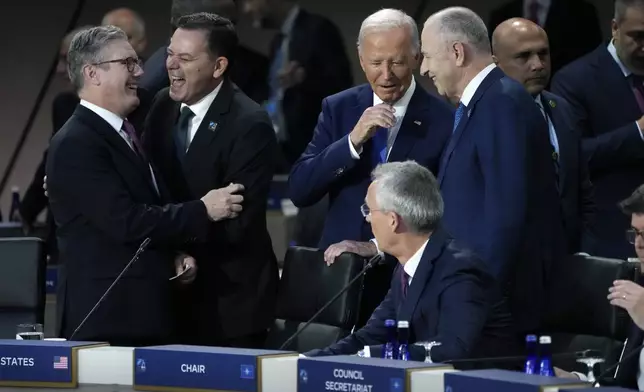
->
xmin=16 ymin=323 xmax=44 ymax=340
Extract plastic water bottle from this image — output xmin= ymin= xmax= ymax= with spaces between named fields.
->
xmin=382 ymin=319 xmax=397 ymax=359
xmin=524 ymin=334 xmax=538 ymax=374
xmin=397 ymin=320 xmax=410 ymax=361
xmin=538 ymin=335 xmax=555 ymax=376
xmin=9 ymin=186 xmax=21 ymax=222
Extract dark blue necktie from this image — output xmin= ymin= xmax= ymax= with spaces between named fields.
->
xmin=371 ymin=127 xmax=388 ymax=165
xmin=453 ymin=102 xmax=466 ymax=133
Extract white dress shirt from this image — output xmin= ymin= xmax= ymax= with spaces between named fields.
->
xmin=80 ymin=99 xmax=159 ymax=194
xmin=523 ymin=0 xmax=551 ymax=26
xmin=607 ymin=40 xmax=644 ymax=139
xmin=180 ymin=80 xmax=223 ymax=148
xmin=403 ymin=238 xmax=429 ymax=286
xmin=534 ymin=94 xmax=560 ymax=156
xmin=460 ymin=63 xmax=497 ymax=107
xmin=349 ymin=77 xmax=418 ymax=159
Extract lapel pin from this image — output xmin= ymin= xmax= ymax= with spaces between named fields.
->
xmin=549 ymin=100 xmax=556 ymax=108
xmin=414 ymin=120 xmax=422 ymax=126
xmin=208 ymin=121 xmax=218 ymax=131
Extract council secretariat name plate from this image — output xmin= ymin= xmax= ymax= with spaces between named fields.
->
xmin=133 ymin=345 xmax=298 ymax=392
xmin=298 ymin=356 xmax=452 ymax=392
xmin=0 ymin=339 xmax=107 ymax=388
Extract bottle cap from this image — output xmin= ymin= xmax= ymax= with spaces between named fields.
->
xmin=526 ymin=334 xmax=537 ymax=342
xmin=539 ymin=335 xmax=551 ymax=344
xmin=397 ymin=320 xmax=409 ymax=328
xmin=384 ymin=319 xmax=395 ymax=327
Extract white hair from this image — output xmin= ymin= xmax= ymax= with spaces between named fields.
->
xmin=424 ymin=6 xmax=491 ymax=55
xmin=357 ymin=8 xmax=419 ymax=55
xmin=371 ymin=161 xmax=443 ymax=234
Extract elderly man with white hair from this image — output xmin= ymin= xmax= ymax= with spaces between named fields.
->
xmin=419 ymin=6 xmax=567 ymax=337
xmin=288 ymin=8 xmax=454 ymax=327
xmin=304 ymin=161 xmax=515 ymax=364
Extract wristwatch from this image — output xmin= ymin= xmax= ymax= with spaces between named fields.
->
xmin=414 ymin=341 xmax=442 ymax=363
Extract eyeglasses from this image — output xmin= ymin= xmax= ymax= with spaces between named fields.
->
xmin=626 ymin=228 xmax=644 ymax=244
xmin=360 ymin=203 xmax=383 ymax=218
xmin=93 ymin=56 xmax=142 ymax=73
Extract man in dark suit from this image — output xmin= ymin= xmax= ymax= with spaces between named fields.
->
xmin=305 ymin=161 xmax=515 ymax=362
xmin=288 ymin=9 xmax=453 ymax=328
xmin=488 ymin=0 xmax=603 ymax=76
xmin=421 ymin=7 xmax=567 ymax=335
xmin=143 ymin=13 xmax=279 ymax=349
xmin=46 ymin=26 xmax=244 ymax=346
xmin=242 ymin=0 xmax=353 ymax=170
xmin=492 ymin=18 xmax=596 ymax=254
xmin=551 ymin=0 xmax=644 ymax=261
xmin=140 ymin=0 xmax=268 ymax=103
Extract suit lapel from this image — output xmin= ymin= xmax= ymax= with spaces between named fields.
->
xmin=438 ymin=67 xmax=504 ymax=185
xmin=595 ymin=47 xmax=641 ymax=116
xmin=78 ymin=106 xmax=159 ymax=198
xmin=182 ymin=80 xmax=234 ymax=175
xmin=397 ymin=228 xmax=448 ymax=323
xmin=387 ymin=87 xmax=429 ymax=163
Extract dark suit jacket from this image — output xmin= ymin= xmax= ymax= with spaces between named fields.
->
xmin=288 ymin=83 xmax=454 ymax=249
xmin=272 ymin=9 xmax=353 ymax=167
xmin=488 ymin=0 xmax=603 ymax=76
xmin=551 ymin=45 xmax=644 ymax=260
xmin=143 ymin=79 xmax=279 ymax=343
xmin=45 ymin=104 xmax=211 ymax=343
xmin=140 ymin=44 xmax=269 ymax=104
xmin=541 ymin=90 xmax=596 ymax=253
xmin=306 ymin=228 xmax=514 ymax=362
xmin=438 ymin=66 xmax=567 ymax=332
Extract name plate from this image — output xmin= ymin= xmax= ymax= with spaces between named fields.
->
xmin=444 ymin=369 xmax=590 ymax=392
xmin=0 ymin=339 xmax=107 ymax=388
xmin=298 ymin=355 xmax=452 ymax=392
xmin=133 ymin=345 xmax=298 ymax=391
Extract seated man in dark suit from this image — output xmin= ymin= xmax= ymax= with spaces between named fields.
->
xmin=305 ymin=161 xmax=515 ymax=363
xmin=492 ymin=18 xmax=596 ymax=254
xmin=551 ymin=0 xmax=644 ymax=261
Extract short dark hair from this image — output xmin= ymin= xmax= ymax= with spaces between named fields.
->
xmin=615 ymin=0 xmax=644 ymax=24
xmin=171 ymin=0 xmax=237 ymax=28
xmin=175 ymin=12 xmax=238 ymax=71
xmin=619 ymin=184 xmax=644 ymax=215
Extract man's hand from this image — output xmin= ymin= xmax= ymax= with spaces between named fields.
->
xmin=174 ymin=253 xmax=197 ymax=284
xmin=608 ymin=279 xmax=644 ymax=330
xmin=324 ymin=240 xmax=378 ymax=266
xmin=43 ymin=175 xmax=48 ymax=197
xmin=349 ymin=104 xmax=396 ymax=150
xmin=278 ymin=61 xmax=306 ymax=89
xmin=554 ymin=367 xmax=582 ymax=379
xmin=201 ymin=183 xmax=245 ymax=221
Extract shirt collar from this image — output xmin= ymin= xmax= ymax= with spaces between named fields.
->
xmin=608 ymin=40 xmax=631 ymax=78
xmin=460 ymin=63 xmax=496 ymax=107
xmin=80 ymin=99 xmax=124 ymax=132
xmin=373 ymin=77 xmax=417 ymax=110
xmin=403 ymin=238 xmax=429 ymax=279
xmin=180 ymin=80 xmax=223 ymax=119
xmin=281 ymin=5 xmax=300 ymax=36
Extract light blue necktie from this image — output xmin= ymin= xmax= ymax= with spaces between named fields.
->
xmin=453 ymin=102 xmax=466 ymax=133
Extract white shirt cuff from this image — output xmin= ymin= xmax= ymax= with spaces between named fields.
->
xmin=348 ymin=137 xmax=362 ymax=159
xmin=636 ymin=121 xmax=644 ymax=141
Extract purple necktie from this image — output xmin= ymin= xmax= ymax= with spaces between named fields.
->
xmin=631 ymin=75 xmax=644 ymax=114
xmin=400 ymin=269 xmax=409 ymax=299
xmin=122 ymin=120 xmax=147 ymax=161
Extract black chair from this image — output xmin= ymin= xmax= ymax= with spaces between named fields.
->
xmin=542 ymin=254 xmax=640 ymax=373
xmin=265 ymin=246 xmax=366 ymax=352
xmin=0 ymin=237 xmax=46 ymax=338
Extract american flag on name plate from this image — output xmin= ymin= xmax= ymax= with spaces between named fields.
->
xmin=53 ymin=356 xmax=68 ymax=370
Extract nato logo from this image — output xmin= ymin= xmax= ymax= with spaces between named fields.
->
xmin=390 ymin=377 xmax=403 ymax=392
xmin=135 ymin=358 xmax=146 ymax=373
xmin=240 ymin=364 xmax=255 ymax=379
xmin=299 ymin=369 xmax=308 ymax=384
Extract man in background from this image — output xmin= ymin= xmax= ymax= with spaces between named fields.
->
xmin=492 ymin=18 xmax=596 ymax=254
xmin=140 ymin=0 xmax=269 ymax=103
xmin=102 ymin=7 xmax=147 ymax=57
xmin=242 ymin=0 xmax=353 ymax=170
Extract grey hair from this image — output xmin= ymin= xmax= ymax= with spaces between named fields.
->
xmin=425 ymin=7 xmax=491 ymax=55
xmin=371 ymin=161 xmax=443 ymax=234
xmin=67 ymin=25 xmax=128 ymax=91
xmin=357 ymin=8 xmax=420 ymax=55
xmin=615 ymin=0 xmax=644 ymax=24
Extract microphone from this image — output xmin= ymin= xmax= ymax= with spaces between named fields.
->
xmin=69 ymin=237 xmax=151 ymax=341
xmin=278 ymin=253 xmax=384 ymax=350
xmin=592 ymin=340 xmax=644 ymax=387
